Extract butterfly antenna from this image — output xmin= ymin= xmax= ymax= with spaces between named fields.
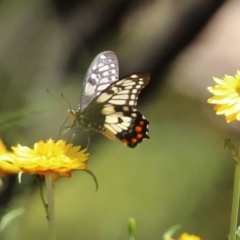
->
xmin=46 ymin=88 xmax=53 ymax=95
xmin=46 ymin=89 xmax=72 ymax=109
xmin=46 ymin=90 xmax=75 ymax=139
xmin=46 ymin=89 xmax=62 ymax=100
xmin=61 ymin=93 xmax=72 ymax=109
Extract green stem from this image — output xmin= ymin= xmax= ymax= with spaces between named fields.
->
xmin=45 ymin=176 xmax=56 ymax=240
xmin=129 ymin=234 xmax=135 ymax=240
xmin=128 ymin=218 xmax=136 ymax=240
xmin=229 ymin=152 xmax=240 ymax=240
xmin=35 ymin=176 xmax=48 ymax=216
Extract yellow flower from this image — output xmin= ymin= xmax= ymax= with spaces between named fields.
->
xmin=0 ymin=139 xmax=21 ymax=177
xmin=179 ymin=233 xmax=201 ymax=240
xmin=207 ymin=70 xmax=240 ymax=122
xmin=12 ymin=139 xmax=88 ymax=180
xmin=166 ymin=233 xmax=201 ymax=240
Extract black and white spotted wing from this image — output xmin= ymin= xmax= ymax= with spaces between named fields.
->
xmin=79 ymin=51 xmax=119 ymax=111
xmin=68 ymin=51 xmax=150 ymax=148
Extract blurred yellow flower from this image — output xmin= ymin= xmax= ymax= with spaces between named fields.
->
xmin=207 ymin=70 xmax=240 ymax=122
xmin=0 ymin=139 xmax=21 ymax=177
xmin=12 ymin=139 xmax=88 ymax=180
xmin=179 ymin=233 xmax=201 ymax=240
xmin=166 ymin=233 xmax=201 ymax=240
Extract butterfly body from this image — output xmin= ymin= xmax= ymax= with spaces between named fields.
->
xmin=69 ymin=51 xmax=150 ymax=148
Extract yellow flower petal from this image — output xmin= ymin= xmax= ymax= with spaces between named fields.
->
xmin=12 ymin=139 xmax=88 ymax=180
xmin=0 ymin=139 xmax=7 ymax=154
xmin=179 ymin=233 xmax=201 ymax=240
xmin=207 ymin=70 xmax=240 ymax=122
xmin=165 ymin=233 xmax=201 ymax=240
xmin=0 ymin=159 xmax=21 ymax=177
xmin=0 ymin=139 xmax=21 ymax=177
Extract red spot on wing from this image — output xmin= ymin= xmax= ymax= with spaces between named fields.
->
xmin=117 ymin=111 xmax=149 ymax=148
xmin=131 ymin=138 xmax=138 ymax=145
xmin=137 ymin=133 xmax=143 ymax=139
xmin=135 ymin=126 xmax=142 ymax=132
xmin=121 ymin=139 xmax=129 ymax=145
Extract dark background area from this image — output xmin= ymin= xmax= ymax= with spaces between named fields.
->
xmin=0 ymin=0 xmax=239 ymax=239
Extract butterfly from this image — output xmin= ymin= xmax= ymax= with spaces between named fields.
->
xmin=68 ymin=51 xmax=150 ymax=148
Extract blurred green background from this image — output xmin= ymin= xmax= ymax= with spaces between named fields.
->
xmin=0 ymin=0 xmax=239 ymax=239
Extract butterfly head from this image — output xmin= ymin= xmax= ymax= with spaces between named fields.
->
xmin=68 ymin=108 xmax=97 ymax=131
xmin=68 ymin=109 xmax=78 ymax=127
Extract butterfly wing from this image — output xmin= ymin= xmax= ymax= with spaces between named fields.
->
xmin=82 ymin=73 xmax=150 ymax=147
xmin=79 ymin=51 xmax=119 ymax=111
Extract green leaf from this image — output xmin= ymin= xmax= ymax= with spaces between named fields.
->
xmin=163 ymin=224 xmax=181 ymax=240
xmin=0 ymin=208 xmax=25 ymax=232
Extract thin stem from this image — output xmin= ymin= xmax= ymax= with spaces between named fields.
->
xmin=129 ymin=235 xmax=135 ymax=240
xmin=45 ymin=176 xmax=56 ymax=240
xmin=128 ymin=218 xmax=136 ymax=240
xmin=229 ymin=146 xmax=240 ymax=240
xmin=35 ymin=176 xmax=48 ymax=216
